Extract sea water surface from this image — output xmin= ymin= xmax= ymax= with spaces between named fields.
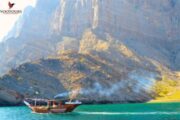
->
xmin=0 ymin=103 xmax=180 ymax=120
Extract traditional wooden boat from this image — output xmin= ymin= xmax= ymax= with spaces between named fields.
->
xmin=24 ymin=98 xmax=82 ymax=113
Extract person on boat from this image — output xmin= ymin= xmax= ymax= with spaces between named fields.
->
xmin=52 ymin=101 xmax=58 ymax=108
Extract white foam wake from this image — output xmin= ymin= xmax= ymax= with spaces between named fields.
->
xmin=77 ymin=111 xmax=180 ymax=115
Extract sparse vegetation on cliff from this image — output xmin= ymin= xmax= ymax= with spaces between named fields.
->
xmin=151 ymin=73 xmax=180 ymax=103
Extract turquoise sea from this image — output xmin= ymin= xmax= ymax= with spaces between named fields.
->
xmin=0 ymin=103 xmax=180 ymax=120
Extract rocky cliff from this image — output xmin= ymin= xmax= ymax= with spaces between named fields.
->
xmin=0 ymin=0 xmax=179 ymax=105
xmin=0 ymin=50 xmax=158 ymax=105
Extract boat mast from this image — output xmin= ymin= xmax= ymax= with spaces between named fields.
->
xmin=35 ymin=99 xmax=36 ymax=106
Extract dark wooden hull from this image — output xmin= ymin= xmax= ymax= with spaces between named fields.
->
xmin=31 ymin=106 xmax=49 ymax=113
xmin=30 ymin=104 xmax=79 ymax=113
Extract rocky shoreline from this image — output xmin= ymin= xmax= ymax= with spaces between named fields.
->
xmin=0 ymin=99 xmax=149 ymax=107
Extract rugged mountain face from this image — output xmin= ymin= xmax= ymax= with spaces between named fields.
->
xmin=0 ymin=0 xmax=180 ymax=105
xmin=1 ymin=0 xmax=180 ymax=75
xmin=0 ymin=0 xmax=60 ymax=75
xmin=52 ymin=0 xmax=180 ymax=69
xmin=0 ymin=51 xmax=159 ymax=105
